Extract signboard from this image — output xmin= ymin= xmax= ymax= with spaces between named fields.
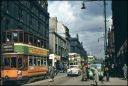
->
xmin=2 ymin=44 xmax=14 ymax=52
xmin=29 ymin=47 xmax=48 ymax=56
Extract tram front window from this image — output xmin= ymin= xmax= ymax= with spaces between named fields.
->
xmin=18 ymin=57 xmax=22 ymax=69
xmin=11 ymin=57 xmax=16 ymax=68
xmin=4 ymin=58 xmax=10 ymax=66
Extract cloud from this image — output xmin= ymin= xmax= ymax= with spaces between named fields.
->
xmin=48 ymin=1 xmax=112 ymax=59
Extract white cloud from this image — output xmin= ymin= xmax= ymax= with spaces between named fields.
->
xmin=48 ymin=1 xmax=112 ymax=59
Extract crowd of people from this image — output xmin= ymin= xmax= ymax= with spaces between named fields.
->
xmin=47 ymin=62 xmax=127 ymax=84
xmin=81 ymin=63 xmax=127 ymax=86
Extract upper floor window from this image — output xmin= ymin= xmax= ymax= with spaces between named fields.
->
xmin=12 ymin=32 xmax=18 ymax=42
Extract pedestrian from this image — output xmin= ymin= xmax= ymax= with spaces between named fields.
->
xmin=122 ymin=64 xmax=127 ymax=80
xmin=104 ymin=66 xmax=109 ymax=81
xmin=48 ymin=64 xmax=55 ymax=82
xmin=93 ymin=67 xmax=99 ymax=86
xmin=81 ymin=65 xmax=87 ymax=81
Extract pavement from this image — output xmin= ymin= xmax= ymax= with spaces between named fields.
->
xmin=100 ymin=77 xmax=128 ymax=85
xmin=24 ymin=73 xmax=128 ymax=86
xmin=24 ymin=73 xmax=67 ymax=85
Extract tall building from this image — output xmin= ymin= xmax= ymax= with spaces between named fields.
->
xmin=0 ymin=0 xmax=50 ymax=82
xmin=111 ymin=0 xmax=127 ymax=75
xmin=70 ymin=34 xmax=87 ymax=63
xmin=49 ymin=17 xmax=68 ymax=65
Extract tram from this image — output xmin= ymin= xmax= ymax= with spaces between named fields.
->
xmin=1 ymin=29 xmax=49 ymax=84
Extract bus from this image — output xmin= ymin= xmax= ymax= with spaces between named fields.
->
xmin=68 ymin=53 xmax=81 ymax=69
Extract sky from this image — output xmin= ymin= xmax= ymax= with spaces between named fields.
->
xmin=48 ymin=1 xmax=112 ymax=59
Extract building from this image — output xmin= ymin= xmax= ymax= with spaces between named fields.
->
xmin=111 ymin=0 xmax=127 ymax=76
xmin=57 ymin=22 xmax=71 ymax=62
xmin=70 ymin=34 xmax=87 ymax=63
xmin=0 ymin=0 xmax=50 ymax=81
xmin=106 ymin=26 xmax=115 ymax=66
xmin=49 ymin=17 xmax=68 ymax=66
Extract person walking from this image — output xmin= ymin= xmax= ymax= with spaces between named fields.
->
xmin=122 ymin=64 xmax=127 ymax=80
xmin=93 ymin=67 xmax=99 ymax=86
xmin=104 ymin=66 xmax=109 ymax=81
xmin=81 ymin=65 xmax=87 ymax=81
xmin=48 ymin=64 xmax=55 ymax=82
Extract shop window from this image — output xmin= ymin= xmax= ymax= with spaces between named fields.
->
xmin=11 ymin=57 xmax=16 ymax=68
xmin=18 ymin=57 xmax=22 ymax=69
xmin=12 ymin=31 xmax=18 ymax=42
xmin=4 ymin=58 xmax=10 ymax=66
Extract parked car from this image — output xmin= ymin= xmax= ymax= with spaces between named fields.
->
xmin=88 ymin=64 xmax=104 ymax=81
xmin=67 ymin=65 xmax=81 ymax=76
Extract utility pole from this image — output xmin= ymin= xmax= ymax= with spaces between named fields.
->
xmin=104 ymin=0 xmax=108 ymax=65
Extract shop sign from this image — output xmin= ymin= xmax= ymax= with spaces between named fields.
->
xmin=2 ymin=44 xmax=14 ymax=52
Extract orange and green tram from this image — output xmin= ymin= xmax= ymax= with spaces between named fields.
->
xmin=1 ymin=30 xmax=49 ymax=84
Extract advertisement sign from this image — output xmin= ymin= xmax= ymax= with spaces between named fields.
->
xmin=2 ymin=44 xmax=14 ymax=52
xmin=29 ymin=47 xmax=48 ymax=56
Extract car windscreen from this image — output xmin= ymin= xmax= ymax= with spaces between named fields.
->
xmin=90 ymin=64 xmax=101 ymax=69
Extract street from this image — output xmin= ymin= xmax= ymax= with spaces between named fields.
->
xmin=24 ymin=73 xmax=128 ymax=86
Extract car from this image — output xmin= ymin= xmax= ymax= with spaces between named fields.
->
xmin=67 ymin=65 xmax=81 ymax=76
xmin=88 ymin=64 xmax=104 ymax=81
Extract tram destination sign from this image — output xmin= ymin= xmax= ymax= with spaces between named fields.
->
xmin=2 ymin=43 xmax=14 ymax=52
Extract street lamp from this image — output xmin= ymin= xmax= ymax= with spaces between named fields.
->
xmin=81 ymin=1 xmax=86 ymax=9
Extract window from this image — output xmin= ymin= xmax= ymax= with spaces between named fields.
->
xmin=44 ymin=41 xmax=46 ymax=48
xmin=12 ymin=31 xmax=18 ymax=42
xmin=34 ymin=37 xmax=37 ymax=46
xmin=41 ymin=40 xmax=44 ymax=48
xmin=34 ymin=58 xmax=37 ymax=66
xmin=43 ymin=60 xmax=47 ymax=66
xmin=37 ymin=57 xmax=41 ymax=66
xmin=24 ymin=33 xmax=28 ymax=44
xmin=2 ymin=32 xmax=6 ymax=43
xmin=5 ymin=19 xmax=10 ymax=29
xmin=37 ymin=39 xmax=41 ymax=47
xmin=29 ymin=57 xmax=33 ymax=66
xmin=41 ymin=58 xmax=43 ymax=66
xmin=6 ymin=32 xmax=12 ymax=42
xmin=11 ymin=57 xmax=16 ymax=68
xmin=18 ymin=57 xmax=22 ymax=69
xmin=19 ymin=31 xmax=23 ymax=42
xmin=29 ymin=35 xmax=33 ymax=45
xmin=4 ymin=58 xmax=10 ymax=66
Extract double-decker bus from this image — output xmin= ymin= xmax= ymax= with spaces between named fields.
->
xmin=68 ymin=53 xmax=81 ymax=68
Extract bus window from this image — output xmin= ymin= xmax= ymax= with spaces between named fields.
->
xmin=18 ymin=57 xmax=22 ymax=69
xmin=4 ymin=58 xmax=10 ymax=66
xmin=11 ymin=57 xmax=16 ymax=68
